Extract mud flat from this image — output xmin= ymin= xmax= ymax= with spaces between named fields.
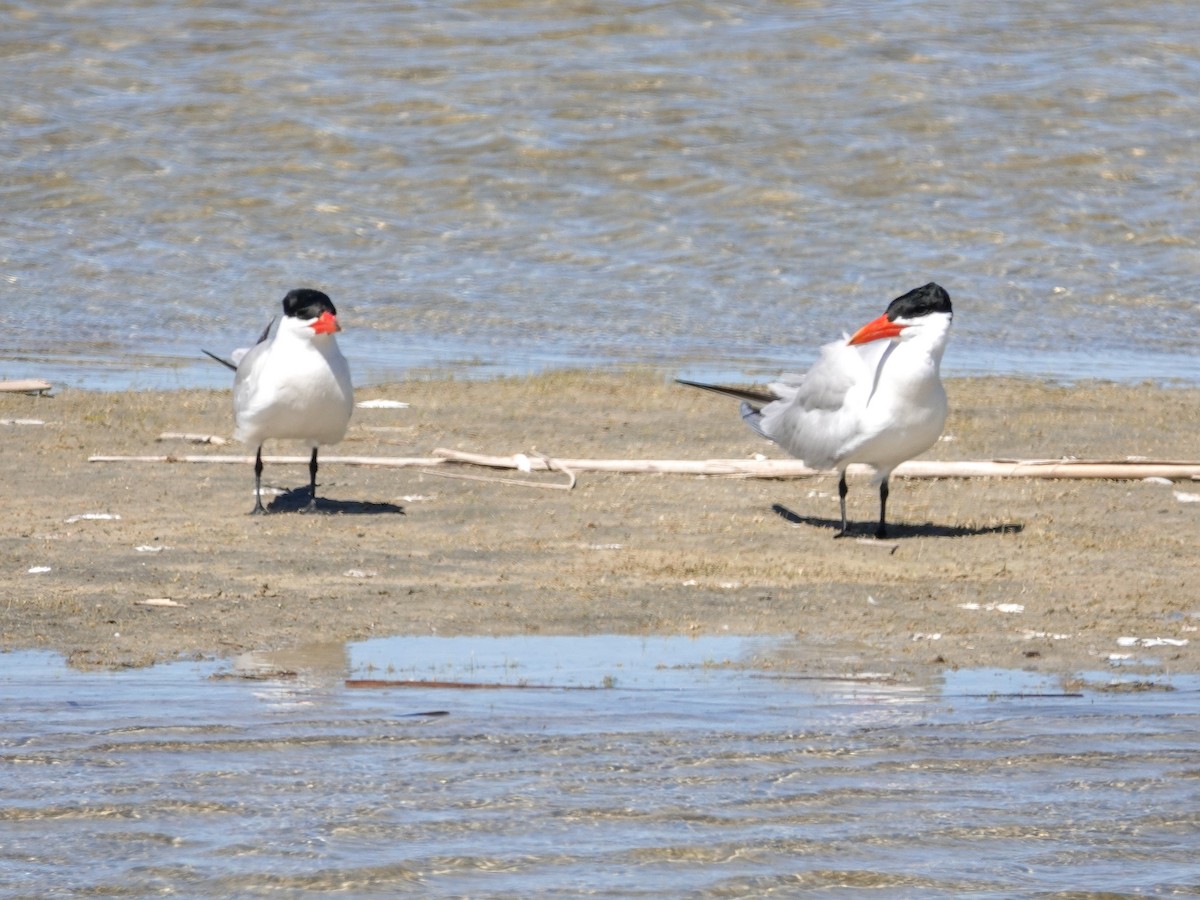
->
xmin=2 ymin=371 xmax=1197 ymax=676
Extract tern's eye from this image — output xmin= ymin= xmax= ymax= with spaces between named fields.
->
xmin=282 ymin=288 xmax=337 ymax=320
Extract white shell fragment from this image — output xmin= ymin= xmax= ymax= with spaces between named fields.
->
xmin=958 ymin=602 xmax=1024 ymax=613
xmin=356 ymin=399 xmax=409 ymax=409
xmin=135 ymin=598 xmax=185 ymax=608
xmin=27 ymin=566 xmax=51 ymax=574
xmin=65 ymin=513 xmax=121 ymax=523
xmin=1117 ymin=636 xmax=1189 ymax=648
xmin=1174 ymin=491 xmax=1200 ymax=503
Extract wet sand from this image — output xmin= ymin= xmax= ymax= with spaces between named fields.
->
xmin=2 ymin=371 xmax=1197 ymax=677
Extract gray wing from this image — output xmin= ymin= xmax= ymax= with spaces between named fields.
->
xmin=755 ymin=338 xmax=876 ymax=469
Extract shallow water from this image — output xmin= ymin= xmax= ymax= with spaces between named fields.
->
xmin=2 ymin=635 xmax=1198 ymax=897
xmin=5 ymin=1 xmax=1200 ymax=390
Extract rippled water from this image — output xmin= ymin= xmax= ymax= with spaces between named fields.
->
xmin=2 ymin=635 xmax=1198 ymax=897
xmin=4 ymin=1 xmax=1200 ymax=390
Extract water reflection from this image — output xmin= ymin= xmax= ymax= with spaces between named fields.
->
xmin=2 ymin=636 xmax=1198 ymax=897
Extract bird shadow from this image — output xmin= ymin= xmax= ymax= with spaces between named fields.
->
xmin=770 ymin=504 xmax=1022 ymax=539
xmin=266 ymin=487 xmax=406 ymax=516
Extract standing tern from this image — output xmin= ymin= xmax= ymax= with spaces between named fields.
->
xmin=679 ymin=282 xmax=953 ymax=539
xmin=204 ymin=288 xmax=354 ymax=514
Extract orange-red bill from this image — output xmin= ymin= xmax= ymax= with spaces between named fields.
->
xmin=847 ymin=312 xmax=904 ymax=345
xmin=311 ymin=311 xmax=341 ymax=335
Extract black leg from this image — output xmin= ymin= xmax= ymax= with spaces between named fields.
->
xmin=876 ymin=478 xmax=889 ymax=539
xmin=833 ymin=473 xmax=850 ymax=538
xmin=306 ymin=447 xmax=319 ymax=510
xmin=251 ymin=446 xmax=267 ymax=515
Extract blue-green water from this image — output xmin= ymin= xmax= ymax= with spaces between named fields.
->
xmin=4 ymin=1 xmax=1200 ymax=390
xmin=2 ymin=635 xmax=1198 ymax=897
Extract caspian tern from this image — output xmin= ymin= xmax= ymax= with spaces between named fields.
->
xmin=679 ymin=282 xmax=953 ymax=539
xmin=204 ymin=288 xmax=354 ymax=514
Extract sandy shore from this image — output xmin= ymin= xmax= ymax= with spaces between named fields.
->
xmin=2 ymin=370 xmax=1197 ymax=679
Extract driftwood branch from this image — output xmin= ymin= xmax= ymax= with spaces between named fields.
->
xmin=424 ymin=452 xmax=577 ymax=490
xmin=429 ymin=450 xmax=1200 ymax=482
xmin=0 ymin=379 xmax=52 ymax=395
xmin=89 ymin=453 xmax=446 ymax=467
xmin=87 ymin=451 xmax=1200 ymax=482
xmin=157 ymin=432 xmax=229 ymax=445
xmin=892 ymin=458 xmax=1200 ymax=481
xmin=433 ymin=448 xmax=816 ymax=477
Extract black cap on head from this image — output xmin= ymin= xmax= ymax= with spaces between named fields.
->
xmin=282 ymin=288 xmax=337 ymax=320
xmin=886 ymin=282 xmax=951 ymax=321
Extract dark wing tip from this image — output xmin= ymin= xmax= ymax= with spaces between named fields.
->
xmin=202 ymin=349 xmax=238 ymax=371
xmin=676 ymin=378 xmax=778 ymax=405
xmin=739 ymin=400 xmax=770 ymax=440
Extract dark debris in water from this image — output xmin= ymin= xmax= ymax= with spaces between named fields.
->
xmin=211 ymin=668 xmax=299 ymax=681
